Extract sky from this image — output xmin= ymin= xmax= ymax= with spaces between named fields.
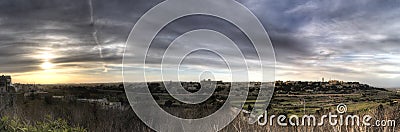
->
xmin=0 ymin=0 xmax=400 ymax=87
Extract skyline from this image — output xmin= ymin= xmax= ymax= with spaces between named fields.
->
xmin=1 ymin=0 xmax=400 ymax=87
xmin=3 ymin=75 xmax=390 ymax=88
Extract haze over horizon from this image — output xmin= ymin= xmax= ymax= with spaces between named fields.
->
xmin=1 ymin=0 xmax=400 ymax=87
xmin=11 ymin=79 xmax=397 ymax=89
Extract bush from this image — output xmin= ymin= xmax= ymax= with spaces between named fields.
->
xmin=0 ymin=116 xmax=86 ymax=132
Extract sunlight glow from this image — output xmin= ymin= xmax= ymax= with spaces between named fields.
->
xmin=41 ymin=61 xmax=54 ymax=70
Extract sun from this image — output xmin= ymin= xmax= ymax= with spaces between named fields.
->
xmin=41 ymin=61 xmax=54 ymax=70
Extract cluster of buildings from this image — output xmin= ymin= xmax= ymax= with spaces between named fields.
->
xmin=275 ymin=78 xmax=371 ymax=92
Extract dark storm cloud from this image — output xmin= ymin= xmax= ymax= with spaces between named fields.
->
xmin=0 ymin=0 xmax=313 ymax=74
xmin=146 ymin=15 xmax=260 ymax=63
xmin=237 ymin=0 xmax=400 ymax=87
xmin=0 ymin=0 xmax=93 ymax=72
xmin=241 ymin=0 xmax=400 ymax=64
xmin=0 ymin=0 xmax=144 ymax=73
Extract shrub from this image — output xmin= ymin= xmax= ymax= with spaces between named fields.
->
xmin=0 ymin=116 xmax=86 ymax=132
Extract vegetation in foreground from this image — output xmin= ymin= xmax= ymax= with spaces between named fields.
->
xmin=0 ymin=83 xmax=399 ymax=131
xmin=0 ymin=116 xmax=86 ymax=132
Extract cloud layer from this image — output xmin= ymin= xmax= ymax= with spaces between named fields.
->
xmin=0 ymin=0 xmax=400 ymax=87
